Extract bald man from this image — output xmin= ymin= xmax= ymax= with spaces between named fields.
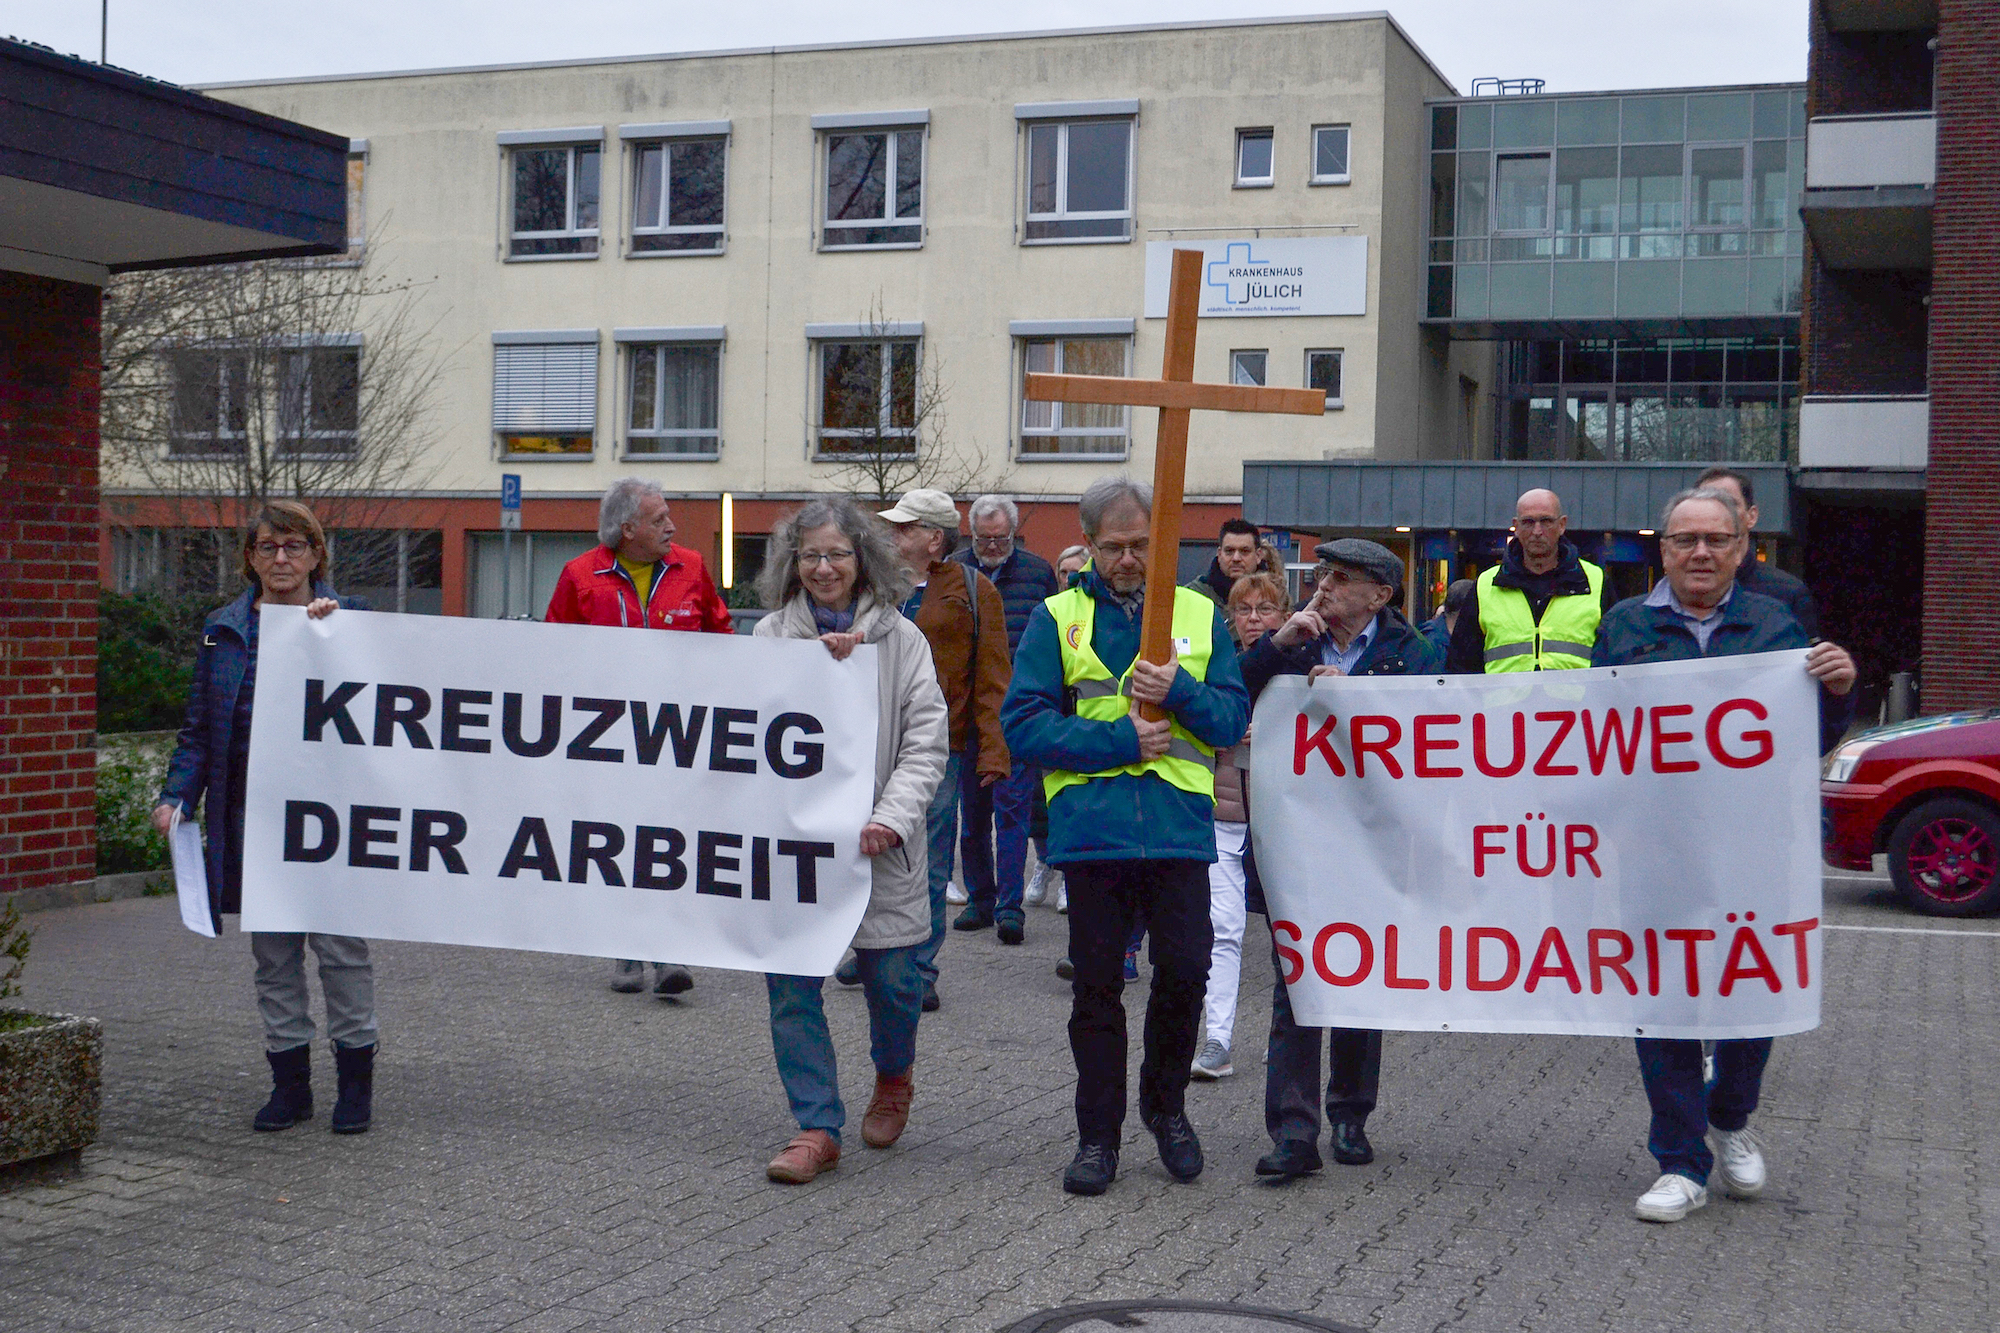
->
xmin=1446 ymin=489 xmax=1618 ymax=674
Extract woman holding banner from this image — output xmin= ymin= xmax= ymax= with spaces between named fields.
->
xmin=753 ymin=498 xmax=949 ymax=1184
xmin=151 ymin=501 xmax=379 ymax=1136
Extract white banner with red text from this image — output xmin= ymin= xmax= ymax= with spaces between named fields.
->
xmin=1248 ymin=651 xmax=1822 ymax=1039
xmin=239 ymin=606 xmax=880 ymax=976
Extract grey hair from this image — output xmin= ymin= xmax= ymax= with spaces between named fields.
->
xmin=919 ymin=524 xmax=960 ymax=558
xmin=967 ymin=494 xmax=1020 ymax=533
xmin=1658 ymin=486 xmax=1746 ymax=537
xmin=756 ymin=496 xmax=913 ymax=612
xmin=598 ymin=477 xmax=667 ymax=547
xmin=1078 ymin=474 xmax=1152 ymax=539
xmin=1056 ymin=543 xmax=1090 ymax=569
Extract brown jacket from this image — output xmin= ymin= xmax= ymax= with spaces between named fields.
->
xmin=911 ymin=558 xmax=1011 ymax=778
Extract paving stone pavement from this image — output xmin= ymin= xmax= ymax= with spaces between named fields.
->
xmin=1 ymin=869 xmax=1993 ymax=1333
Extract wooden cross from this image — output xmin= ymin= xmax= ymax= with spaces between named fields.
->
xmin=1025 ymin=247 xmax=1324 ymax=718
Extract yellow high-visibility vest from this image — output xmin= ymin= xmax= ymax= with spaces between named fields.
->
xmin=1476 ymin=561 xmax=1604 ymax=672
xmin=1043 ymin=586 xmax=1218 ymax=802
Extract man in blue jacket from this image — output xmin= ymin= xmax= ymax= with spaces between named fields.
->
xmin=1003 ymin=476 xmax=1250 ymax=1195
xmin=1235 ymin=539 xmax=1443 ymax=1181
xmin=1593 ymin=486 xmax=1855 ymax=1224
xmin=950 ymin=494 xmax=1061 ymax=938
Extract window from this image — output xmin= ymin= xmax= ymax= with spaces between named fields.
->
xmin=168 ymin=349 xmax=250 ymax=456
xmin=1024 ymin=119 xmax=1133 ymax=242
xmin=507 ymin=141 xmax=600 ymax=257
xmin=1020 ymin=337 xmax=1129 ymax=456
xmin=816 ymin=340 xmax=918 ymax=455
xmin=343 ymin=143 xmax=367 ymax=260
xmin=1230 ymin=350 xmax=1268 ymax=386
xmin=493 ymin=335 xmax=598 ymax=455
xmin=823 ymin=129 xmax=924 ymax=247
xmin=1493 ymin=153 xmax=1552 ymax=231
xmin=626 ymin=342 xmax=721 ymax=456
xmin=631 ymin=137 xmax=725 ymax=253
xmin=1235 ymin=129 xmax=1273 ymax=187
xmin=1311 ymin=125 xmax=1351 ymax=185
xmin=1307 ymin=349 xmax=1344 ymax=409
xmin=167 ymin=344 xmax=359 ymax=457
xmin=278 ymin=346 xmax=360 ymax=456
xmin=327 ymin=530 xmax=445 ymax=614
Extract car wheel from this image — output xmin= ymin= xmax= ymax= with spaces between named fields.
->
xmin=1886 ymin=797 xmax=2000 ymax=917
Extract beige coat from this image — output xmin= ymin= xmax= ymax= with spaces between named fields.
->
xmin=756 ymin=592 xmax=949 ymax=950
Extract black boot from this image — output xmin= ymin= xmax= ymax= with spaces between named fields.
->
xmin=254 ymin=1045 xmax=313 ymax=1131
xmin=330 ymin=1043 xmax=376 ymax=1134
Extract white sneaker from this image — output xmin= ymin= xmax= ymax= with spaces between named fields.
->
xmin=1054 ymin=873 xmax=1068 ymax=914
xmin=945 ymin=882 xmax=968 ymax=906
xmin=1708 ymin=1127 xmax=1766 ymax=1198
xmin=1190 ymin=1039 xmax=1233 ymax=1081
xmin=1634 ymin=1172 xmax=1708 ymax=1223
xmin=1024 ymin=866 xmax=1048 ymax=907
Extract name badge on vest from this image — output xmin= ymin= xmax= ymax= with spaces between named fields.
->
xmin=1173 ymin=636 xmax=1192 ymax=656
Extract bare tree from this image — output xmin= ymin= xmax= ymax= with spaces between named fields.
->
xmin=98 ymin=232 xmax=452 ymax=592
xmin=814 ymin=298 xmax=1000 ymax=505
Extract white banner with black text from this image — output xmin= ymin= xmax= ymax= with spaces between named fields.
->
xmin=240 ymin=606 xmax=880 ymax=976
xmin=1248 ymin=651 xmax=1822 ymax=1039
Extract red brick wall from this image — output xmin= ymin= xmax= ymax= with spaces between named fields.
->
xmin=0 ymin=271 xmax=100 ymax=894
xmin=1803 ymin=267 xmax=1931 ymax=396
xmin=1922 ymin=2 xmax=2000 ymax=712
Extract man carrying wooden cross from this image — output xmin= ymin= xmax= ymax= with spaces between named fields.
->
xmin=1001 ymin=248 xmax=1321 ymax=1193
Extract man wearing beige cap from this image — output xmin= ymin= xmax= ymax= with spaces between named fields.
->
xmin=875 ymin=490 xmax=1012 ymax=1011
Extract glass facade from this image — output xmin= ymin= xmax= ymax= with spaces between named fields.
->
xmin=1497 ymin=335 xmax=1798 ymax=463
xmin=1426 ymin=88 xmax=1806 ymax=322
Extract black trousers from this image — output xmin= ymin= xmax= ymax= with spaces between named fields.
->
xmin=1264 ymin=930 xmax=1382 ymax=1145
xmin=1065 ymin=858 xmax=1212 ymax=1146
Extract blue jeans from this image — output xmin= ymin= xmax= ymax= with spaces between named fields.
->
xmin=766 ymin=946 xmax=925 ymax=1145
xmin=960 ymin=758 xmax=1035 ymax=925
xmin=911 ymin=751 xmax=962 ymax=985
xmin=1634 ymin=1036 xmax=1774 ymax=1184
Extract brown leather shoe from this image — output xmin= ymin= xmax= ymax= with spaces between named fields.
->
xmin=861 ymin=1071 xmax=914 ymax=1148
xmin=766 ymin=1129 xmax=840 ymax=1183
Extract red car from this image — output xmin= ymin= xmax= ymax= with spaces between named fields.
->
xmin=1822 ymin=710 xmax=2000 ymax=916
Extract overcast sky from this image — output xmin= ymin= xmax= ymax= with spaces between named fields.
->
xmin=3 ymin=0 xmax=1807 ymax=92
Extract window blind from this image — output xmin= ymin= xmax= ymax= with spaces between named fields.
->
xmin=493 ymin=343 xmax=599 ymax=432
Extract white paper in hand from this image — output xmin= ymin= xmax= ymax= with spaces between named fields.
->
xmin=168 ymin=808 xmax=217 ymax=938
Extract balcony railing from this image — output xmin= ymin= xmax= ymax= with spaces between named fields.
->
xmin=1799 ymin=394 xmax=1928 ymax=470
xmin=1806 ymin=114 xmax=1935 ymax=191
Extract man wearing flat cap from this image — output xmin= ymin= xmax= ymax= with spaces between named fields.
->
xmin=1234 ymin=538 xmax=1442 ymax=1180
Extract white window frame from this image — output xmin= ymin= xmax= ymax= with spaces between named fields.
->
xmin=277 ymin=338 xmax=363 ymax=460
xmin=500 ymin=128 xmax=604 ymax=261
xmin=1230 ymin=349 xmax=1269 ymax=386
xmin=622 ymin=122 xmax=729 ymax=257
xmin=1310 ymin=124 xmax=1352 ymax=186
xmin=166 ymin=347 xmax=253 ymax=459
xmin=814 ymin=113 xmax=928 ymax=250
xmin=1015 ymin=330 xmax=1133 ymax=459
xmin=1018 ymin=108 xmax=1137 ymax=246
xmin=1306 ymin=348 xmax=1345 ymax=410
xmin=492 ymin=330 xmax=600 ymax=459
xmin=808 ymin=326 xmax=923 ymax=459
xmin=1235 ymin=128 xmax=1275 ymax=188
xmin=616 ymin=327 xmax=724 ymax=460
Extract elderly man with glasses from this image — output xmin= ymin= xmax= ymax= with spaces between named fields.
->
xmin=1235 ymin=539 xmax=1443 ymax=1180
xmin=1446 ymin=488 xmax=1617 ymax=676
xmin=949 ymin=495 xmax=1061 ymax=936
xmin=1593 ymin=486 xmax=1854 ymax=1224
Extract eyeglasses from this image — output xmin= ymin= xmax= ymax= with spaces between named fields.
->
xmin=798 ymin=549 xmax=857 ymax=567
xmin=1316 ymin=566 xmax=1381 ymax=588
xmin=1231 ymin=603 xmax=1287 ymax=619
xmin=972 ymin=535 xmax=1014 ymax=549
xmin=1661 ymin=532 xmax=1737 ymax=553
xmin=252 ymin=540 xmax=312 ymax=560
xmin=1092 ymin=539 xmax=1150 ymax=560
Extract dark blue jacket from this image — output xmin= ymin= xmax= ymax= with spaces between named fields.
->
xmin=1590 ymin=587 xmax=1851 ymax=754
xmin=159 ymin=583 xmax=364 ymax=930
xmin=1236 ymin=607 xmax=1443 ymax=914
xmin=1001 ymin=570 xmax=1250 ymax=865
xmin=951 ymin=544 xmax=1060 ymax=654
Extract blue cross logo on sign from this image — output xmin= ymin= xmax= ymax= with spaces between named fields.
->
xmin=1205 ymin=241 xmax=1306 ymax=307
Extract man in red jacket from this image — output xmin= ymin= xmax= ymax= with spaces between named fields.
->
xmin=545 ymin=478 xmax=735 ymax=996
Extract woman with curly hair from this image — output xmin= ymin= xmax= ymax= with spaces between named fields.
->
xmin=752 ymin=497 xmax=949 ymax=1183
